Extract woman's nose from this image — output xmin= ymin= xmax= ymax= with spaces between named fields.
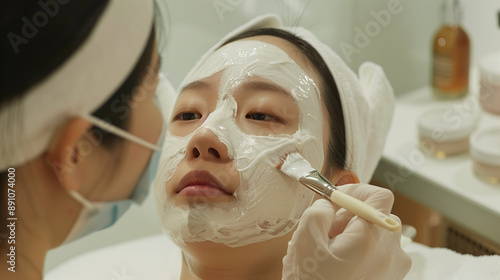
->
xmin=187 ymin=128 xmax=230 ymax=161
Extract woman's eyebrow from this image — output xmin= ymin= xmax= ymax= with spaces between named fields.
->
xmin=239 ymin=80 xmax=290 ymax=97
xmin=180 ymin=80 xmax=212 ymax=93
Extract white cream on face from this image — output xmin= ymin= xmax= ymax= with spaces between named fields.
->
xmin=154 ymin=40 xmax=324 ymax=247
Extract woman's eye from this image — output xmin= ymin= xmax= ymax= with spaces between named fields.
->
xmin=175 ymin=112 xmax=202 ymax=121
xmin=246 ymin=113 xmax=278 ymax=121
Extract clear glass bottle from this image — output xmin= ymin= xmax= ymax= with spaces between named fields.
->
xmin=432 ymin=0 xmax=470 ymax=99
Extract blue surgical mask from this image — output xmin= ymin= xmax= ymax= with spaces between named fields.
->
xmin=62 ymin=74 xmax=172 ymax=245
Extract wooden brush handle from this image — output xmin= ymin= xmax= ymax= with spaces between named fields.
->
xmin=330 ymin=191 xmax=401 ymax=232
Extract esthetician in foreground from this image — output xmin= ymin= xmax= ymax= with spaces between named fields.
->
xmin=0 ymin=1 xmax=409 ymax=279
xmin=1 ymin=1 xmax=170 ymax=278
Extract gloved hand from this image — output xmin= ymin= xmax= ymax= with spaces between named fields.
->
xmin=282 ymin=183 xmax=412 ymax=280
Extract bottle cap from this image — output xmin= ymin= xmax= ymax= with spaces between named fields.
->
xmin=443 ymin=0 xmax=461 ymax=26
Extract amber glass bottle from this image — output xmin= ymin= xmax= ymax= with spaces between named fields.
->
xmin=432 ymin=0 xmax=470 ymax=99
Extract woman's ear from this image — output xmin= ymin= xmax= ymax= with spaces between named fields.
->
xmin=328 ymin=169 xmax=360 ymax=186
xmin=46 ymin=117 xmax=92 ymax=192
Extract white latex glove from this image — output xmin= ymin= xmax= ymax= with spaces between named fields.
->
xmin=282 ymin=183 xmax=412 ymax=280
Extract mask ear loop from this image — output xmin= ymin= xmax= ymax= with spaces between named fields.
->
xmin=67 ymin=190 xmax=99 ymax=214
xmin=80 ymin=113 xmax=161 ymax=151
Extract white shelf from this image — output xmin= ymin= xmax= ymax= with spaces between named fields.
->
xmin=372 ymin=86 xmax=500 ymax=245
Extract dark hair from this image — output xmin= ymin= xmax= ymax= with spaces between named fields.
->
xmin=221 ymin=28 xmax=347 ymax=174
xmin=0 ymin=0 xmax=157 ymax=146
xmin=91 ymin=27 xmax=156 ymax=147
xmin=0 ymin=0 xmax=157 ymax=251
xmin=1 ymin=1 xmax=110 ymax=99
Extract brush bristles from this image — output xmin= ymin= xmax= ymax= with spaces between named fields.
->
xmin=275 ymin=151 xmax=293 ymax=170
xmin=271 ymin=145 xmax=297 ymax=170
xmin=275 ymin=160 xmax=285 ymax=170
xmin=279 ymin=152 xmax=316 ymax=181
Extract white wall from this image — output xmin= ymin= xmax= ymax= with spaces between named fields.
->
xmin=45 ymin=0 xmax=500 ymax=273
xmin=348 ymin=0 xmax=500 ymax=94
xmin=461 ymin=0 xmax=500 ymax=66
xmin=160 ymin=0 xmax=500 ymax=95
xmin=160 ymin=0 xmax=356 ymax=88
xmin=347 ymin=0 xmax=441 ymax=94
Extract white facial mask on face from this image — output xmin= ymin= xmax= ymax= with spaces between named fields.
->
xmin=154 ymin=40 xmax=324 ymax=247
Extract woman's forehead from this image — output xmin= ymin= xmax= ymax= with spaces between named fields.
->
xmin=183 ymin=38 xmax=318 ymax=86
xmin=181 ymin=39 xmax=321 ymax=104
xmin=235 ymin=35 xmax=321 ymax=85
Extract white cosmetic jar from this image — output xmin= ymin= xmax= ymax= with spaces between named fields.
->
xmin=479 ymin=52 xmax=500 ymax=115
xmin=418 ymin=105 xmax=480 ymax=158
xmin=470 ymin=127 xmax=500 ymax=184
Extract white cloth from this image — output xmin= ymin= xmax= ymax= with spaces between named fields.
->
xmin=0 ymin=0 xmax=154 ymax=170
xmin=181 ymin=14 xmax=395 ymax=183
xmin=45 ymin=235 xmax=182 ymax=280
xmin=404 ymin=242 xmax=500 ymax=280
xmin=45 ymin=234 xmax=500 ymax=280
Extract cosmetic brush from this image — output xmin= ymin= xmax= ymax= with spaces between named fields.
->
xmin=277 ymin=152 xmax=401 ymax=232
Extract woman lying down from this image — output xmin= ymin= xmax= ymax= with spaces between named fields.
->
xmin=153 ymin=14 xmax=411 ymax=280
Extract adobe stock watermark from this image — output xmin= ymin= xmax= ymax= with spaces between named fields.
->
xmin=110 ymin=64 xmax=161 ymax=120
xmin=383 ymin=98 xmax=480 ymax=190
xmin=340 ymin=0 xmax=409 ymax=63
xmin=213 ymin=0 xmax=244 ymax=21
xmin=7 ymin=0 xmax=72 ymax=54
xmin=288 ymin=245 xmax=330 ymax=280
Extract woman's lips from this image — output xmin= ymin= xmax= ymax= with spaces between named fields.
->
xmin=178 ymin=185 xmax=229 ymax=197
xmin=176 ymin=170 xmax=233 ymax=197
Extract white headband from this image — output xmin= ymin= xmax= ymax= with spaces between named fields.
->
xmin=182 ymin=14 xmax=395 ymax=183
xmin=0 ymin=0 xmax=154 ymax=170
